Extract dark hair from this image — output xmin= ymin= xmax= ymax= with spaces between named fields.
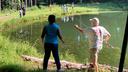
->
xmin=48 ymin=15 xmax=56 ymax=24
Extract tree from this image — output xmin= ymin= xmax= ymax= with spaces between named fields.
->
xmin=30 ymin=0 xmax=32 ymax=7
xmin=25 ymin=0 xmax=27 ymax=8
xmin=1 ymin=0 xmax=12 ymax=10
xmin=0 ymin=0 xmax=1 ymax=11
xmin=34 ymin=0 xmax=37 ymax=6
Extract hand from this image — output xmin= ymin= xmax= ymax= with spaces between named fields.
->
xmin=106 ymin=44 xmax=110 ymax=48
xmin=105 ymin=41 xmax=110 ymax=48
xmin=104 ymin=39 xmax=108 ymax=44
xmin=74 ymin=24 xmax=79 ymax=28
xmin=106 ymin=43 xmax=114 ymax=48
xmin=104 ymin=40 xmax=109 ymax=48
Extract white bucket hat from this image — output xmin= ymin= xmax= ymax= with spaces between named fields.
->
xmin=89 ymin=17 xmax=99 ymax=25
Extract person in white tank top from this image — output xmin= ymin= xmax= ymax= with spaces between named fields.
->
xmin=74 ymin=17 xmax=111 ymax=72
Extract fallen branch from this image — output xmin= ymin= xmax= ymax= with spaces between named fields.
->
xmin=21 ymin=55 xmax=128 ymax=72
xmin=21 ymin=55 xmax=89 ymax=70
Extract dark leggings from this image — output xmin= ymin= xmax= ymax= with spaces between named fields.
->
xmin=43 ymin=43 xmax=61 ymax=70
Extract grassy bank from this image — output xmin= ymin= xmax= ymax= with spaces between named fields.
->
xmin=0 ymin=2 xmax=128 ymax=23
xmin=0 ymin=2 xmax=128 ymax=72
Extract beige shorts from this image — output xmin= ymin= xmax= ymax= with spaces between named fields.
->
xmin=90 ymin=48 xmax=100 ymax=60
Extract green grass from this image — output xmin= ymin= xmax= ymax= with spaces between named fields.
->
xmin=0 ymin=2 xmax=128 ymax=72
xmin=0 ymin=34 xmax=43 ymax=72
xmin=1 ymin=2 xmax=127 ymax=23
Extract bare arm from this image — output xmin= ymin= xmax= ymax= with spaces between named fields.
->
xmin=74 ymin=25 xmax=85 ymax=33
xmin=41 ymin=26 xmax=46 ymax=42
xmin=57 ymin=28 xmax=64 ymax=43
xmin=104 ymin=34 xmax=111 ymax=44
xmin=104 ymin=33 xmax=112 ymax=48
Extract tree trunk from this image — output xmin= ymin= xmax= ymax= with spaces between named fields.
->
xmin=80 ymin=0 xmax=82 ymax=3
xmin=20 ymin=0 xmax=22 ymax=8
xmin=0 ymin=0 xmax=1 ymax=11
xmin=25 ymin=0 xmax=27 ymax=8
xmin=11 ymin=0 xmax=13 ymax=9
xmin=21 ymin=55 xmax=89 ymax=69
xmin=21 ymin=55 xmax=128 ymax=72
xmin=28 ymin=0 xmax=31 ymax=7
xmin=30 ymin=0 xmax=32 ymax=7
xmin=35 ymin=0 xmax=37 ymax=6
xmin=49 ymin=0 xmax=51 ymax=5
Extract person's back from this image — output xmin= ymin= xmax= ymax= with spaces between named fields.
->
xmin=44 ymin=23 xmax=59 ymax=44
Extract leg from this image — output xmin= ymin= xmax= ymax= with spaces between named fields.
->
xmin=89 ymin=49 xmax=93 ymax=65
xmin=93 ymin=52 xmax=98 ymax=72
xmin=43 ymin=43 xmax=51 ymax=70
xmin=90 ymin=48 xmax=99 ymax=72
xmin=51 ymin=44 xmax=61 ymax=70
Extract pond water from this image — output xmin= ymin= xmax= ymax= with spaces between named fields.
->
xmin=60 ymin=12 xmax=127 ymax=48
xmin=10 ymin=11 xmax=127 ymax=67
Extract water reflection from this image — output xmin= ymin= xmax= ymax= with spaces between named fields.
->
xmin=77 ymin=35 xmax=80 ymax=42
xmin=16 ymin=29 xmax=30 ymax=39
xmin=61 ymin=15 xmax=74 ymax=22
xmin=116 ymin=27 xmax=120 ymax=32
xmin=12 ymin=12 xmax=126 ymax=48
xmin=70 ymin=15 xmax=74 ymax=21
xmin=61 ymin=16 xmax=69 ymax=22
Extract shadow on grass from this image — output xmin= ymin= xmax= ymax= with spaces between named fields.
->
xmin=0 ymin=64 xmax=90 ymax=72
xmin=29 ymin=69 xmax=89 ymax=72
xmin=0 ymin=64 xmax=26 ymax=72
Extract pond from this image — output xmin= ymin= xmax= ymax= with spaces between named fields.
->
xmin=10 ymin=11 xmax=127 ymax=68
xmin=60 ymin=12 xmax=127 ymax=48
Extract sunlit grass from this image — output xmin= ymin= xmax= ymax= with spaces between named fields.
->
xmin=1 ymin=2 xmax=127 ymax=23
